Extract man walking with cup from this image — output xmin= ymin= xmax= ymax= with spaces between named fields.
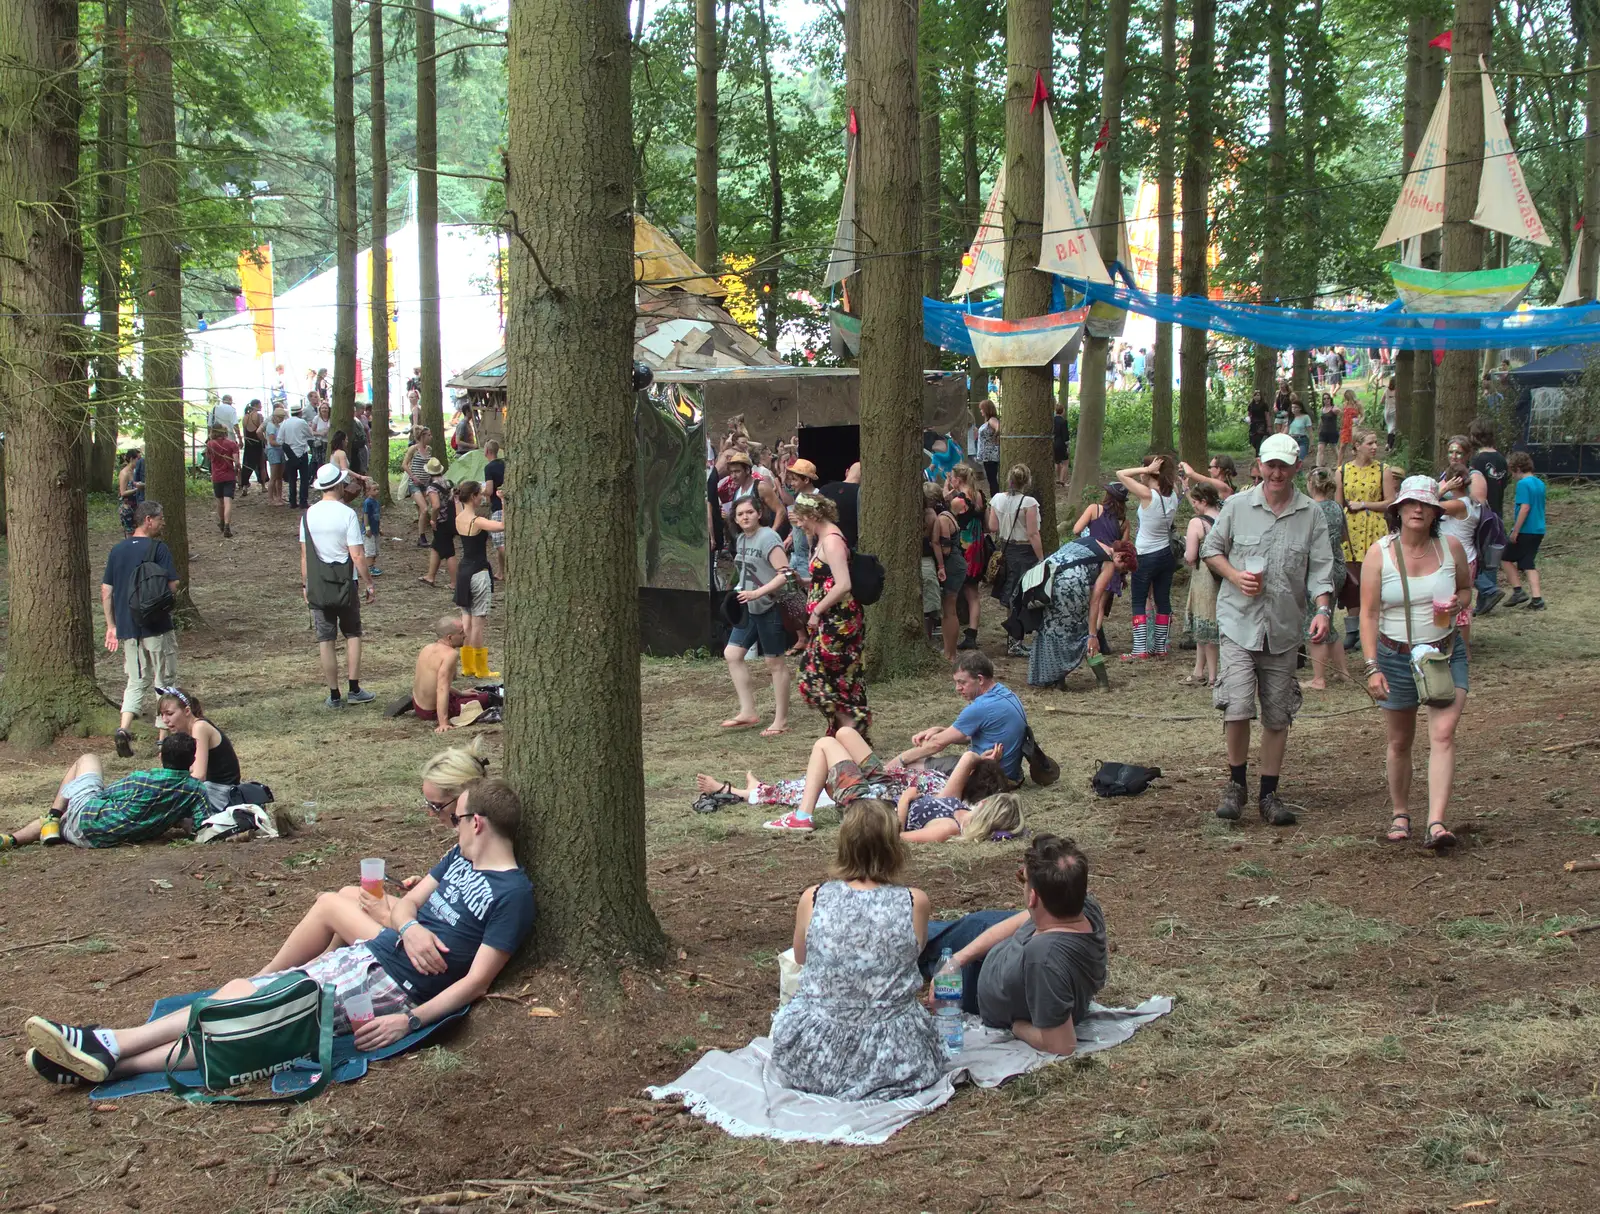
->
xmin=1200 ymin=434 xmax=1335 ymax=826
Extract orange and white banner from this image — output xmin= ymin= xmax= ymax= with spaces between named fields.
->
xmin=236 ymin=245 xmax=274 ymax=356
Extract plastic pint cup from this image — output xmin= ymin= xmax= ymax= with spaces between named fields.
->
xmin=344 ymin=990 xmax=374 ymax=1026
xmin=1432 ymin=595 xmax=1453 ymax=629
xmin=360 ymin=857 xmax=386 ymax=898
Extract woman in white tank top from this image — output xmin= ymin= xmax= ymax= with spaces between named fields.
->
xmin=1114 ymin=455 xmax=1181 ymax=659
xmin=1435 ymin=461 xmax=1481 ymax=643
xmin=1358 ymin=475 xmax=1471 ymax=851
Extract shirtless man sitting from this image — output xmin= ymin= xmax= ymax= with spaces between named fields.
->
xmin=412 ymin=615 xmax=492 ymax=732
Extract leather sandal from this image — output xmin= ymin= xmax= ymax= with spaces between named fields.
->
xmin=1384 ymin=813 xmax=1410 ymax=843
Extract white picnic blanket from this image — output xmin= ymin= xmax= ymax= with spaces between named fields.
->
xmin=646 ymin=996 xmax=1172 ymax=1146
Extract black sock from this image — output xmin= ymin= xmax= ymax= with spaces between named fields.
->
xmin=329 ymin=687 xmax=342 ymax=701
xmin=1260 ymin=774 xmax=1279 ymax=799
xmin=1230 ymin=764 xmax=1247 ymax=789
xmin=348 ymin=679 xmax=361 ymax=694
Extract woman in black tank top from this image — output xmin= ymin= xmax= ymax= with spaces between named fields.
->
xmin=451 ymin=481 xmax=506 ymax=678
xmin=156 ymin=687 xmax=241 ymax=796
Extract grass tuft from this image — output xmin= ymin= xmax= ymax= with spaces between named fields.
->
xmin=1227 ymin=861 xmax=1273 ymax=880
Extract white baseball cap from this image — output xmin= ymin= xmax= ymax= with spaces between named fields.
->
xmin=1258 ymin=433 xmax=1301 ymax=466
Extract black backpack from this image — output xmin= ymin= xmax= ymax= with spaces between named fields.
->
xmin=848 ymin=551 xmax=885 ymax=605
xmin=1090 ymin=761 xmax=1163 ymax=798
xmin=129 ymin=542 xmax=175 ymax=630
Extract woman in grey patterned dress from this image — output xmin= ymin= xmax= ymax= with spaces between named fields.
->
xmin=1027 ymin=538 xmax=1138 ymax=688
xmin=770 ymin=801 xmax=945 ymax=1100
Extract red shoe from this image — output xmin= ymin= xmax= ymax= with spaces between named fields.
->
xmin=763 ymin=812 xmax=815 ymax=832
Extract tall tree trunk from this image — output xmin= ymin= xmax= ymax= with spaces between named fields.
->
xmin=960 ymin=53 xmax=985 ymax=413
xmin=1067 ymin=0 xmax=1129 ymax=510
xmin=332 ymin=0 xmax=358 ymax=443
xmin=416 ymin=0 xmax=445 ymax=447
xmin=1394 ymin=15 xmax=1428 ymax=442
xmin=1582 ymin=18 xmax=1600 ymax=301
xmin=1408 ymin=31 xmax=1445 ymax=457
xmin=1178 ymin=0 xmax=1216 ymax=467
xmin=857 ymin=0 xmax=930 ymax=677
xmin=1254 ymin=0 xmax=1287 ymax=404
xmin=91 ymin=0 xmax=128 ymax=493
xmin=695 ymin=0 xmax=719 ymax=275
xmin=758 ymin=0 xmax=783 ymax=350
xmin=504 ymin=0 xmax=664 ymax=965
xmin=1295 ymin=0 xmax=1324 ymax=401
xmin=1151 ymin=0 xmax=1177 ymax=451
xmin=369 ymin=0 xmax=393 ymax=503
xmin=920 ymin=0 xmax=942 ymax=366
xmin=133 ymin=0 xmax=195 ymax=620
xmin=1436 ymin=0 xmax=1492 ymax=458
xmin=0 ymin=0 xmax=112 ymax=746
xmin=1000 ymin=0 xmax=1057 ymax=545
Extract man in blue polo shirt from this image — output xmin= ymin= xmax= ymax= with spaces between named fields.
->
xmin=895 ymin=652 xmax=1030 ymax=784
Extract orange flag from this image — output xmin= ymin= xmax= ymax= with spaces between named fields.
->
xmin=236 ymin=245 xmax=274 ymax=356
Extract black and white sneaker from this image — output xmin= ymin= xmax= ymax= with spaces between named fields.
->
xmin=24 ymin=1018 xmax=115 ymax=1083
xmin=25 ymin=1048 xmax=92 ymax=1086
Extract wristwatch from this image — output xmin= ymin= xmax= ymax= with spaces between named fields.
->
xmin=406 ymin=1012 xmax=422 ymax=1033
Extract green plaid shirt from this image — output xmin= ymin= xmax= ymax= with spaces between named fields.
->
xmin=74 ymin=768 xmax=210 ymax=848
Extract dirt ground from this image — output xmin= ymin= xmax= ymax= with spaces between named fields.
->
xmin=0 ymin=481 xmax=1596 ymax=1214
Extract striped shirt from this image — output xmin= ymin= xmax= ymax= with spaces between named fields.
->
xmin=72 ymin=769 xmax=210 ymax=848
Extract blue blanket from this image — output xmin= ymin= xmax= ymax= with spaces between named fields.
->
xmin=88 ymin=990 xmax=467 ymax=1100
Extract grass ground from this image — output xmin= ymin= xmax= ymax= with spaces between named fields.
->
xmin=0 ymin=472 xmax=1596 ymax=1213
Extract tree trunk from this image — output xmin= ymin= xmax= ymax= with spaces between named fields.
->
xmin=1150 ymin=0 xmax=1176 ymax=451
xmin=1067 ymin=0 xmax=1128 ymax=510
xmin=758 ymin=0 xmax=783 ymax=350
xmin=1582 ymin=18 xmax=1600 ymax=301
xmin=0 ymin=0 xmax=113 ymax=746
xmin=416 ymin=0 xmax=445 ymax=446
xmin=369 ymin=0 xmax=393 ymax=504
xmin=91 ymin=0 xmax=128 ymax=494
xmin=960 ymin=53 xmax=984 ymax=413
xmin=503 ymin=0 xmax=664 ymax=965
xmin=695 ymin=0 xmax=719 ymax=275
xmin=1178 ymin=0 xmax=1215 ymax=467
xmin=133 ymin=0 xmax=195 ymax=621
xmin=919 ymin=0 xmax=942 ymax=366
xmin=331 ymin=0 xmax=358 ymax=443
xmin=1436 ymin=0 xmax=1492 ymax=459
xmin=857 ymin=0 xmax=930 ymax=678
xmin=1254 ymin=0 xmax=1287 ymax=404
xmin=1408 ymin=30 xmax=1446 ymax=458
xmin=1296 ymin=0 xmax=1323 ymax=356
xmin=1394 ymin=15 xmax=1429 ymax=443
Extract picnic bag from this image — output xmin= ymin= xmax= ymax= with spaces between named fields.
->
xmin=129 ymin=542 xmax=175 ymax=630
xmin=164 ymin=973 xmax=334 ymax=1104
xmin=1090 ymin=761 xmax=1163 ymax=798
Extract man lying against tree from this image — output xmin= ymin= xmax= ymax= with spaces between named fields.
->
xmin=21 ymin=778 xmax=535 ymax=1086
xmin=1 ymin=735 xmax=208 ymax=851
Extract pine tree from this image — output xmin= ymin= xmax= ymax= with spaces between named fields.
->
xmin=417 ymin=0 xmax=445 ymax=446
xmin=369 ymin=0 xmax=393 ymax=503
xmin=332 ymin=0 xmax=358 ymax=443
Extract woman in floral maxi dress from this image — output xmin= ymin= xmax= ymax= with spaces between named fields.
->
xmin=790 ymin=493 xmax=871 ymax=742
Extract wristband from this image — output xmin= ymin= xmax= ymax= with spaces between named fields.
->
xmin=1315 ymin=605 xmax=1332 ymax=617
xmin=397 ymin=919 xmax=419 ymax=937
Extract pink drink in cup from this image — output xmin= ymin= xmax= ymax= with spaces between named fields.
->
xmin=344 ymin=990 xmax=374 ymax=1027
xmin=360 ymin=857 xmax=385 ymax=899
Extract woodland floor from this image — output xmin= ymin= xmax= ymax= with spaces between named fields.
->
xmin=0 ymin=478 xmax=1597 ymax=1214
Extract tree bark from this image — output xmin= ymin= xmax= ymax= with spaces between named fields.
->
xmin=1295 ymin=0 xmax=1324 ymax=386
xmin=857 ymin=0 xmax=930 ymax=678
xmin=1436 ymin=0 xmax=1492 ymax=459
xmin=1067 ymin=0 xmax=1128 ymax=511
xmin=332 ymin=0 xmax=358 ymax=443
xmin=1394 ymin=14 xmax=1428 ymax=443
xmin=1582 ymin=17 xmax=1600 ymax=301
xmin=1408 ymin=31 xmax=1446 ymax=458
xmin=504 ymin=0 xmax=665 ymax=965
xmin=1178 ymin=0 xmax=1215 ymax=467
xmin=91 ymin=0 xmax=128 ymax=494
xmin=369 ymin=0 xmax=393 ymax=504
xmin=758 ymin=0 xmax=783 ymax=350
xmin=0 ymin=0 xmax=113 ymax=746
xmin=1253 ymin=0 xmax=1287 ymax=404
xmin=132 ymin=0 xmax=195 ymax=621
xmin=695 ymin=0 xmax=719 ymax=275
xmin=416 ymin=0 xmax=445 ymax=446
xmin=960 ymin=52 xmax=985 ymax=413
xmin=920 ymin=0 xmax=943 ymax=366
xmin=1151 ymin=0 xmax=1176 ymax=451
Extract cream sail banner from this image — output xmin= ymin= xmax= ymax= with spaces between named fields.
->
xmin=950 ymin=166 xmax=1008 ymax=298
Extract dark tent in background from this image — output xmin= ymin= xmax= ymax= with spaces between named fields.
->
xmin=1508 ymin=345 xmax=1600 ymax=477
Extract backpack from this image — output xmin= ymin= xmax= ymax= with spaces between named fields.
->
xmin=1090 ymin=761 xmax=1163 ymax=798
xmin=129 ymin=542 xmax=175 ymax=630
xmin=1475 ymin=502 xmax=1507 ymax=557
xmin=848 ymin=550 xmax=885 ymax=605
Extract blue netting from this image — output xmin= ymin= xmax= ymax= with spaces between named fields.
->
xmin=922 ymin=281 xmax=1070 ymax=355
xmin=1056 ymin=277 xmax=1600 ymax=352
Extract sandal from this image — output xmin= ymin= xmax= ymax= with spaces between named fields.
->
xmin=720 ymin=717 xmax=759 ymax=730
xmin=1178 ymin=675 xmax=1204 ymax=687
xmin=1384 ymin=813 xmax=1411 ymax=843
xmin=1422 ymin=822 xmax=1457 ymax=850
xmin=760 ymin=725 xmax=790 ymax=737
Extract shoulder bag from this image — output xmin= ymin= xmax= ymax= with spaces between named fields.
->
xmin=986 ymin=496 xmax=1027 ymax=593
xmin=303 ymin=512 xmax=356 ymax=611
xmin=1391 ymin=538 xmax=1458 ymax=708
xmin=165 ymin=973 xmax=334 ymax=1104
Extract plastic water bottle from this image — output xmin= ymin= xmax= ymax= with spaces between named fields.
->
xmin=932 ymin=948 xmax=964 ymax=1054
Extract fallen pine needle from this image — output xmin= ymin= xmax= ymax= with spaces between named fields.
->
xmin=1552 ymin=923 xmax=1600 ymax=938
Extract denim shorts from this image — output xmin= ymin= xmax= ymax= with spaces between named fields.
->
xmin=729 ymin=605 xmax=787 ymax=656
xmin=1375 ymin=633 xmax=1468 ymax=711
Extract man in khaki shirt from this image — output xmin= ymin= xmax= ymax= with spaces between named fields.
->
xmin=1200 ymin=434 xmax=1335 ymax=826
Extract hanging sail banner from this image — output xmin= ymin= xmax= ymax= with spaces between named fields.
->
xmin=1083 ymin=171 xmax=1132 ymax=338
xmin=1556 ymin=243 xmax=1584 ymax=306
xmin=963 ymin=307 xmax=1089 ymax=368
xmin=237 ymin=245 xmax=275 ymax=357
xmin=1474 ymin=58 xmax=1550 ymax=247
xmin=822 ymin=140 xmax=858 ymax=289
xmin=1037 ymin=103 xmax=1110 ymax=284
xmin=828 ymin=308 xmax=861 ymax=356
xmin=1389 ymin=262 xmax=1538 ymax=314
xmin=1376 ymin=81 xmax=1450 ymax=248
xmin=950 ymin=166 xmax=1007 ymax=298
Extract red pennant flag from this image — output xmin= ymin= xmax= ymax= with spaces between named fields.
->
xmin=1428 ymin=30 xmax=1452 ymax=50
xmin=1030 ymin=71 xmax=1049 ymax=113
xmin=1578 ymin=217 xmax=1585 ymax=231
xmin=848 ymin=107 xmax=857 ymax=136
xmin=1093 ymin=121 xmax=1110 ymax=152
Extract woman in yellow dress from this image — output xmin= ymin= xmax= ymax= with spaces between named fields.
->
xmin=1335 ymin=428 xmax=1401 ymax=651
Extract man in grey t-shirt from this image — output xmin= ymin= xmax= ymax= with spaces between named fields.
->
xmin=721 ymin=501 xmax=792 ymax=736
xmin=918 ymin=835 xmax=1107 ymax=1055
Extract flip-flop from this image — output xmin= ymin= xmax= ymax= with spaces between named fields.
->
xmin=1422 ymin=823 xmax=1457 ymax=850
xmin=1384 ymin=813 xmax=1411 ymax=843
xmin=760 ymin=726 xmax=790 ymax=737
xmin=720 ymin=718 xmax=759 ymax=730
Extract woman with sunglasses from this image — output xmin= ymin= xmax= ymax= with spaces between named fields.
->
xmin=335 ymin=740 xmax=491 ymax=926
xmin=155 ymin=687 xmax=241 ymax=810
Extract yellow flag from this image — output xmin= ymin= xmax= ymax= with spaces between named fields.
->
xmin=237 ymin=245 xmax=275 ymax=356
xmin=367 ymin=246 xmax=398 ymax=351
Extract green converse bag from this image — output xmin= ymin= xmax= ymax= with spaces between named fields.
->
xmin=164 ymin=973 xmax=335 ymax=1103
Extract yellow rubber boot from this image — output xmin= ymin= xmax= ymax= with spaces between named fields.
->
xmin=479 ymin=648 xmax=501 ymax=679
xmin=461 ymin=646 xmax=482 ymax=678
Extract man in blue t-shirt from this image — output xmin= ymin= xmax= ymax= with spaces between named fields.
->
xmin=895 ymin=652 xmax=1030 ymax=784
xmin=100 ymin=501 xmax=181 ymax=757
xmin=21 ymin=779 xmax=537 ymax=1087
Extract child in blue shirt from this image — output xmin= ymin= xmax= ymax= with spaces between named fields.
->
xmin=363 ymin=483 xmax=383 ymax=577
xmin=1505 ymin=451 xmax=1545 ymax=610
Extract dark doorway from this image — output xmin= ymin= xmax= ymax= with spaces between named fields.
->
xmin=798 ymin=424 xmax=860 ymax=486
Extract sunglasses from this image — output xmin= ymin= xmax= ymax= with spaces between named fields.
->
xmin=422 ymin=795 xmax=453 ymax=814
xmin=448 ymin=809 xmax=477 ymax=828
